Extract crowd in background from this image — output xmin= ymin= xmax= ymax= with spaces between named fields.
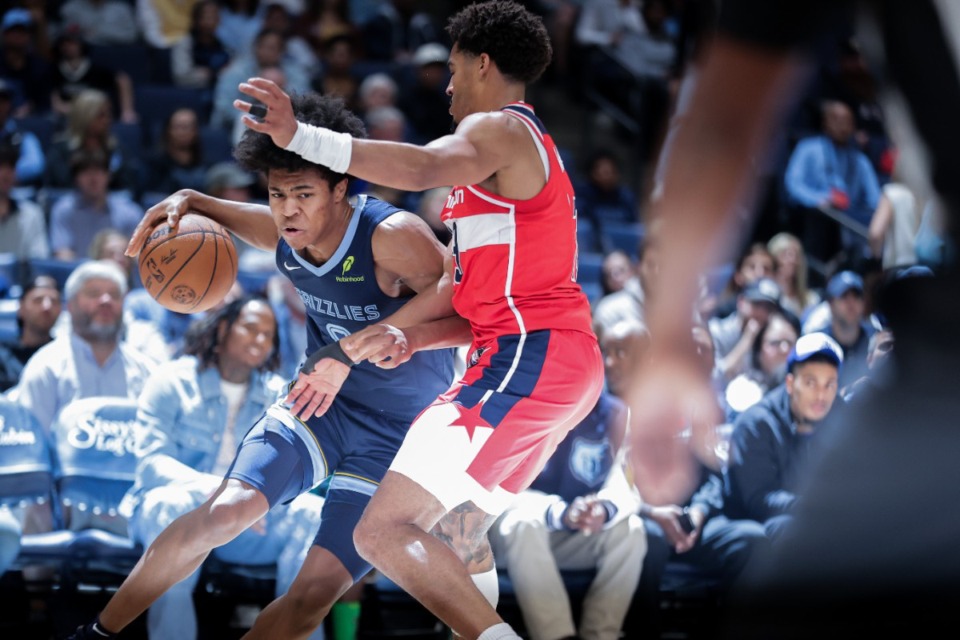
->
xmin=0 ymin=1 xmax=956 ymax=639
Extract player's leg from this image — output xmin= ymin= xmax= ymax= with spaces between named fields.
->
xmin=96 ymin=477 xmax=271 ymax=635
xmin=354 ymin=469 xmax=503 ymax=640
xmin=244 ymin=482 xmax=376 ymax=640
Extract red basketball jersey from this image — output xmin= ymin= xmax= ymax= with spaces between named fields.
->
xmin=441 ymin=103 xmax=594 ymax=345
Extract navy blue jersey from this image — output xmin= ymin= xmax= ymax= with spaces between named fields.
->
xmin=276 ymin=195 xmax=455 ymax=423
xmin=528 ymin=392 xmax=624 ymax=503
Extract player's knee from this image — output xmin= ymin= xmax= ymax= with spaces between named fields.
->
xmin=284 ymin=579 xmax=337 ymax=631
xmin=352 ymin=515 xmax=383 ymax=564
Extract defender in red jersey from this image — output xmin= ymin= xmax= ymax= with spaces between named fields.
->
xmin=236 ymin=3 xmax=603 ymax=639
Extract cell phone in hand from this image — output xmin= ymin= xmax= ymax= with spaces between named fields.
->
xmin=677 ymin=508 xmax=695 ymax=534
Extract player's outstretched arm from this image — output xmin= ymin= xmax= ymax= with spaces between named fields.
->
xmin=235 ymin=77 xmax=512 ymax=192
xmin=126 ymin=189 xmax=278 ymax=257
xmin=629 ymin=36 xmax=804 ymax=506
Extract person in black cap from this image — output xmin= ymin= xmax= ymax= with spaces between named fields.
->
xmin=722 ymin=332 xmax=845 ymax=540
xmin=0 ymin=8 xmax=51 ymax=115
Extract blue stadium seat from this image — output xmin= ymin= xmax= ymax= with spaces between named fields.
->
xmin=0 ymin=252 xmax=21 ymax=298
xmin=111 ymin=121 xmax=144 ymax=157
xmin=88 ymin=43 xmax=151 ymax=82
xmin=13 ymin=114 xmax=56 ymax=150
xmin=199 ymin=125 xmax=235 ymax=165
xmin=580 ymin=280 xmax=603 ymax=306
xmin=49 ymin=397 xmax=144 ymax=578
xmin=577 ymin=251 xmax=605 ymax=288
xmin=600 ymin=221 xmax=644 ymax=261
xmin=0 ymin=299 xmax=18 ymax=343
xmin=135 ymin=84 xmax=212 ymax=135
xmin=237 ymin=270 xmax=272 ymax=296
xmin=0 ymin=399 xmax=75 ymax=567
xmin=577 ymin=218 xmax=600 ymax=253
xmin=28 ymin=257 xmax=88 ymax=290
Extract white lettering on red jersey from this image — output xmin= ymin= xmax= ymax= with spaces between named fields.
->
xmin=441 ymin=102 xmax=594 ymax=345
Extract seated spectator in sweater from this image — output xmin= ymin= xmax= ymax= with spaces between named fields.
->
xmin=0 ymin=142 xmax=48 ymax=259
xmin=137 ymin=0 xmax=198 ymax=48
xmin=784 ymin=100 xmax=881 ymax=264
xmin=593 ymin=220 xmax=663 ymax=339
xmin=49 ymin=148 xmax=144 ymax=260
xmin=488 ymin=390 xmax=645 ymax=640
xmin=723 ymin=333 xmax=845 ymax=540
xmin=357 ymin=72 xmax=399 ymax=120
xmin=121 ymin=296 xmax=325 ymax=640
xmin=601 ymin=250 xmax=636 ymax=297
xmin=0 ymin=79 xmax=44 ymax=185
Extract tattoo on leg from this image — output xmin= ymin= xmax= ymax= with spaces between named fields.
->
xmin=430 ymin=501 xmax=496 ymax=572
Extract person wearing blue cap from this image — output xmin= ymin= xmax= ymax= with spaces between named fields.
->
xmin=821 ymin=270 xmax=875 ymax=391
xmin=722 ymin=332 xmax=845 ymax=539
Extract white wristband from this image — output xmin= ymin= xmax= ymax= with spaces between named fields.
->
xmin=284 ymin=121 xmax=353 ymax=174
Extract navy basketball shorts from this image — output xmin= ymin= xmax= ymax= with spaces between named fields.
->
xmin=228 ymin=394 xmax=408 ymax=582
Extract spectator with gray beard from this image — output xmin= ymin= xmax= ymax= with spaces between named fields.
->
xmin=15 ymin=260 xmax=154 ymax=433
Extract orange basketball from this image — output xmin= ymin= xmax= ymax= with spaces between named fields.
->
xmin=137 ymin=213 xmax=238 ymax=314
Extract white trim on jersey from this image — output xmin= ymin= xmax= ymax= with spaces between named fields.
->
xmin=451 ymin=212 xmax=513 ymax=251
xmin=502 ymin=109 xmax=550 ymax=180
xmin=463 ymin=186 xmax=528 ymax=403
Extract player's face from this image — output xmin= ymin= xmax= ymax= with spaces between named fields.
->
xmin=219 ymin=299 xmax=276 ymax=371
xmin=786 ymin=362 xmax=839 ymax=424
xmin=446 ymin=44 xmax=477 ymax=125
xmin=69 ymin=277 xmax=124 ymax=342
xmin=268 ymin=168 xmax=349 ymax=257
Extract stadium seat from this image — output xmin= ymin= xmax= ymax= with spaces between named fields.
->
xmin=0 ymin=298 xmax=18 ymax=343
xmin=600 ymin=221 xmax=644 ymax=260
xmin=28 ymin=257 xmax=88 ymax=290
xmin=135 ymin=84 xmax=212 ymax=135
xmin=88 ymin=43 xmax=151 ymax=82
xmin=577 ymin=218 xmax=600 ymax=253
xmin=577 ymin=251 xmax=605 ymax=289
xmin=199 ymin=125 xmax=235 ymax=165
xmin=13 ymin=114 xmax=56 ymax=150
xmin=0 ymin=399 xmax=75 ymax=568
xmin=49 ymin=397 xmax=144 ymax=581
xmin=237 ymin=270 xmax=272 ymax=296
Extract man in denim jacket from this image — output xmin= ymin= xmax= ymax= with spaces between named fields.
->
xmin=120 ymin=295 xmax=324 ymax=640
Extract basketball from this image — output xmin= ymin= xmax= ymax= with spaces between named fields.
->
xmin=137 ymin=213 xmax=238 ymax=314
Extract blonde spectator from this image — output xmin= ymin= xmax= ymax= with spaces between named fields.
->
xmin=767 ymin=232 xmax=820 ymax=318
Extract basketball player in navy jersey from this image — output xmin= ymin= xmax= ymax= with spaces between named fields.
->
xmin=66 ymin=95 xmax=466 ymax=640
xmin=235 ymin=3 xmax=604 ymax=640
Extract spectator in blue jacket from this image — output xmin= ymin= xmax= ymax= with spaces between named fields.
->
xmin=784 ymin=100 xmax=881 ymax=264
xmin=122 ymin=295 xmax=325 ymax=640
xmin=723 ymin=332 xmax=845 ymax=539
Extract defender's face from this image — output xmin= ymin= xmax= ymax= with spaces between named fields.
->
xmin=446 ymin=44 xmax=477 ymax=125
xmin=268 ymin=168 xmax=348 ymax=256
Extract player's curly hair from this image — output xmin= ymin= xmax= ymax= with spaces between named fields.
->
xmin=183 ymin=294 xmax=281 ymax=373
xmin=234 ymin=92 xmax=368 ymax=185
xmin=447 ymin=0 xmax=552 ymax=84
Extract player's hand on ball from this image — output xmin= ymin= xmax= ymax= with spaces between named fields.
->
xmin=235 ymin=77 xmax=298 ymax=149
xmin=285 ymin=358 xmax=351 ymax=419
xmin=342 ymin=324 xmax=412 ymax=369
xmin=126 ymin=189 xmax=194 ymax=257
